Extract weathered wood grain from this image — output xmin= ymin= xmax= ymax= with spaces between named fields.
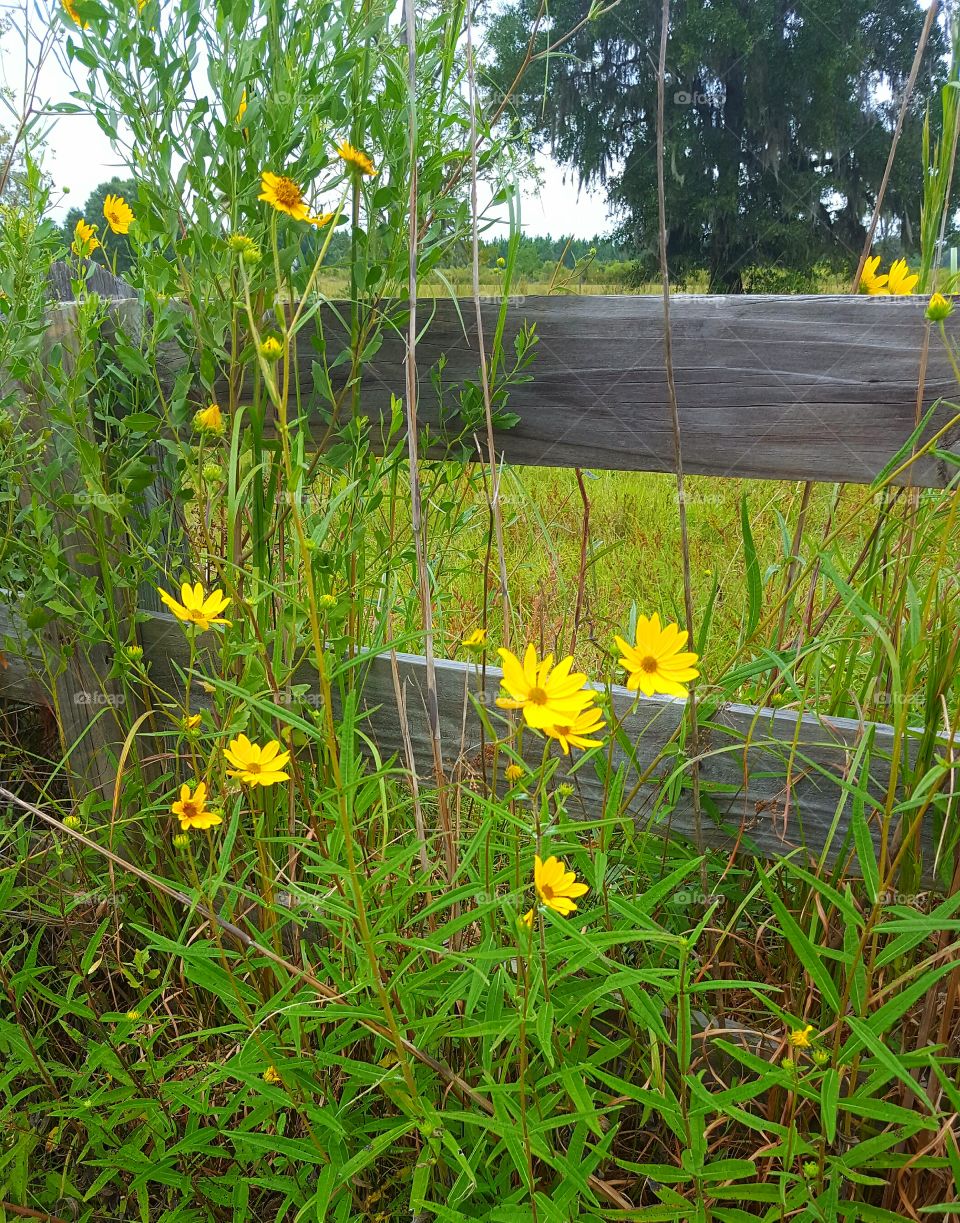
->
xmin=2 ymin=602 xmax=938 ymax=874
xmin=46 ymin=260 xmax=133 ymax=302
xmin=52 ymin=287 xmax=960 ymax=485
xmin=0 ymin=610 xmax=915 ymax=873
xmin=151 ymin=292 xmax=960 ymax=487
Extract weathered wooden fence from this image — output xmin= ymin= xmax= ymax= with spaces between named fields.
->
xmin=2 ymin=278 xmax=957 ymax=873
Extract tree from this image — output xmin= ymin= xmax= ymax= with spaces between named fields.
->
xmin=486 ymin=0 xmax=946 ymax=290
xmin=62 ymin=177 xmax=139 ymax=275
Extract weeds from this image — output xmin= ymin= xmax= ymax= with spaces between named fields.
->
xmin=0 ymin=0 xmax=959 ymax=1217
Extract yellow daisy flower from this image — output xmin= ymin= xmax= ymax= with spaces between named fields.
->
xmin=463 ymin=628 xmax=487 ymax=649
xmin=157 ymin=581 xmax=231 ymax=631
xmin=885 ymin=258 xmax=919 ymax=296
xmin=194 ymin=403 xmax=224 ymax=434
xmin=224 ymin=734 xmax=291 ymax=787
xmin=519 ymin=909 xmax=534 ymax=929
xmin=62 ymin=0 xmax=87 ymax=27
xmin=496 ymin=644 xmax=595 ymax=731
xmin=260 ymin=336 xmax=283 ymax=362
xmin=171 ymin=781 xmax=222 ymax=831
xmin=308 ymin=211 xmax=335 ymax=228
xmin=504 ymin=763 xmax=525 ymax=783
xmin=788 ymin=1024 xmax=814 ymax=1049
xmin=71 ymin=218 xmax=99 ymax=257
xmin=534 ymin=854 xmax=589 ymax=916
xmin=614 ymin=614 xmax=699 ymax=698
xmin=544 ymin=705 xmax=606 ymax=755
xmin=235 ymin=90 xmax=247 ymax=124
xmin=860 ymin=254 xmax=888 ymax=295
xmin=263 ymin=1065 xmax=282 ymax=1084
xmin=103 ymin=193 xmax=134 ymax=235
xmin=335 ymin=139 xmax=377 ymax=177
xmin=258 ymin=170 xmax=311 ymax=221
xmin=183 ymin=713 xmax=202 ymax=730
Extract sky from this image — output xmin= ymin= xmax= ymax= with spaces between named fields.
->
xmin=1 ymin=21 xmax=614 ymax=239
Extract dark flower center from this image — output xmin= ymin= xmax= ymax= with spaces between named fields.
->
xmin=274 ymin=177 xmax=302 ymax=207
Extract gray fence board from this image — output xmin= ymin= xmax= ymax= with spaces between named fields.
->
xmin=44 ymin=610 xmax=929 ymax=872
xmin=148 ymin=292 xmax=960 ymax=486
xmin=0 ymin=604 xmax=938 ymax=872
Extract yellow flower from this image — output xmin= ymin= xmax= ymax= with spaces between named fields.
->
xmin=788 ymin=1024 xmax=814 ymax=1048
xmin=927 ymin=292 xmax=953 ymax=322
xmin=183 ymin=713 xmax=202 ymax=730
xmin=504 ymin=763 xmax=525 ymax=783
xmin=519 ymin=909 xmax=534 ymax=929
xmin=260 ymin=336 xmax=283 ymax=362
xmin=61 ymin=0 xmax=87 ymax=27
xmin=318 ymin=593 xmax=337 ymax=609
xmin=194 ymin=403 xmax=224 ymax=434
xmin=463 ymin=628 xmax=487 ymax=649
xmin=71 ymin=218 xmax=99 ymax=257
xmin=496 ymin=644 xmax=595 ymax=731
xmin=308 ymin=211 xmax=335 ymax=228
xmin=224 ymin=734 xmax=291 ymax=787
xmin=157 ymin=581 xmax=231 ymax=631
xmin=263 ymin=1065 xmax=282 ymax=1084
xmin=615 ymin=614 xmax=699 ymax=698
xmin=885 ymin=258 xmax=919 ymax=296
xmin=103 ymin=193 xmax=134 ymax=235
xmin=336 ymin=139 xmax=377 ymax=177
xmin=125 ymin=1010 xmax=142 ymax=1021
xmin=544 ymin=705 xmax=606 ymax=755
xmin=534 ymin=854 xmax=589 ymax=916
xmin=258 ymin=170 xmax=311 ymax=221
xmin=171 ymin=781 xmax=222 ymax=831
xmin=860 ymin=254 xmax=888 ymax=295
xmin=235 ymin=90 xmax=247 ymax=124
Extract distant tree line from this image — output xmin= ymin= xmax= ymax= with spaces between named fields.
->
xmin=486 ymin=0 xmax=946 ymax=291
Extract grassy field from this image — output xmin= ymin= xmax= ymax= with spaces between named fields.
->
xmin=434 ymin=466 xmax=858 ymax=681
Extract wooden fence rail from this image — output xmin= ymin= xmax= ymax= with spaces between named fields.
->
xmin=41 ymin=290 xmax=960 ymax=485
xmin=2 ymin=281 xmax=956 ymax=878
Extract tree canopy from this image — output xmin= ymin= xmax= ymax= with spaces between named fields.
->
xmin=486 ymin=0 xmax=946 ymax=290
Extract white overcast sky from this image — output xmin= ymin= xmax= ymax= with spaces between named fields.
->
xmin=1 ymin=19 xmax=613 ymax=238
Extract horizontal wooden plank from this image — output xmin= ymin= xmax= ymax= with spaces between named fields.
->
xmin=3 ymin=601 xmax=939 ymax=874
xmin=148 ymin=293 xmax=960 ymax=486
xmin=0 ymin=603 xmax=931 ymax=874
xmin=332 ymin=648 xmax=936 ymax=873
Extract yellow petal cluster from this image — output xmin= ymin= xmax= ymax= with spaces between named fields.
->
xmin=224 ymin=734 xmax=291 ymax=787
xmin=171 ymin=781 xmax=222 ymax=831
xmin=862 ymin=255 xmax=919 ymax=296
xmin=158 ymin=581 xmax=231 ymax=631
xmin=103 ymin=194 xmax=134 ymax=235
xmin=614 ymin=614 xmax=699 ymax=698
xmin=336 ymin=140 xmax=377 ymax=177
xmin=535 ymin=854 xmax=588 ymax=916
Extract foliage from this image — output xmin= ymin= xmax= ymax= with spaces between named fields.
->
xmin=0 ymin=0 xmax=959 ymax=1216
xmin=486 ymin=0 xmax=947 ymax=290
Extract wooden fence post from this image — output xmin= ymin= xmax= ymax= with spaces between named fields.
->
xmin=11 ymin=264 xmax=188 ymax=804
